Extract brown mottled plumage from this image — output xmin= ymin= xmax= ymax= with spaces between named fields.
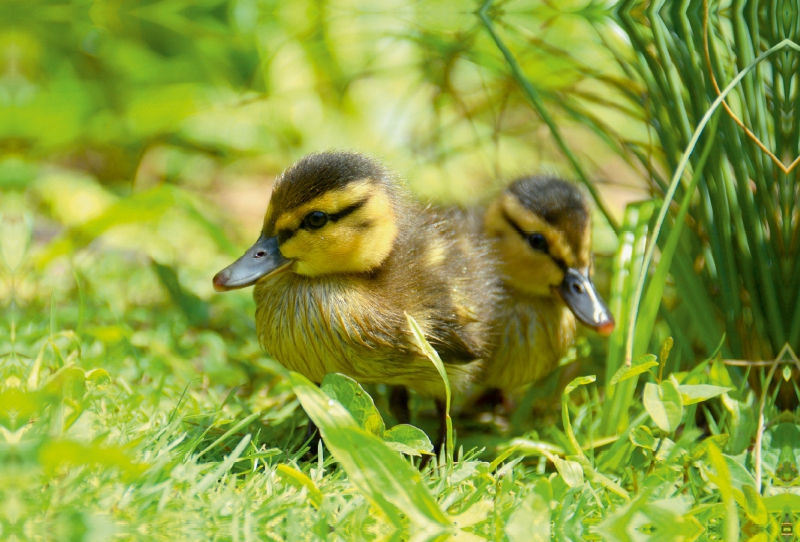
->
xmin=481 ymin=175 xmax=614 ymax=392
xmin=214 ymin=152 xmax=501 ymax=403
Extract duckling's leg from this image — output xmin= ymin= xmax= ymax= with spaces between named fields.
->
xmin=434 ymin=398 xmax=448 ymax=456
xmin=389 ymin=385 xmax=411 ymax=425
xmin=468 ymin=387 xmax=505 ymax=413
xmin=305 ymin=418 xmax=321 ymax=454
xmin=419 ymin=399 xmax=449 ymax=468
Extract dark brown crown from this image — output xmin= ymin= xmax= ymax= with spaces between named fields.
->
xmin=269 ymin=152 xmax=389 ymax=212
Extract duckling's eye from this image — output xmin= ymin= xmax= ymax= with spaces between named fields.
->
xmin=527 ymin=233 xmax=549 ymax=253
xmin=303 ymin=211 xmax=329 ymax=230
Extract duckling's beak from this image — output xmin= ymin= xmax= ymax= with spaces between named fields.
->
xmin=213 ymin=235 xmax=292 ymax=292
xmin=556 ymin=268 xmax=615 ymax=336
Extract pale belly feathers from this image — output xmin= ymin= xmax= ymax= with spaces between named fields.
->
xmin=483 ymin=297 xmax=576 ymax=391
xmin=254 ymin=273 xmax=480 ymax=398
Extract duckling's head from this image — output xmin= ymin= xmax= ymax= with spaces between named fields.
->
xmin=213 ymin=152 xmax=403 ymax=289
xmin=484 ymin=175 xmax=615 ymax=335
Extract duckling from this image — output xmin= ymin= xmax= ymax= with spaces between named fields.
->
xmin=481 ymin=175 xmax=614 ymax=395
xmin=213 ymin=152 xmax=501 ymax=446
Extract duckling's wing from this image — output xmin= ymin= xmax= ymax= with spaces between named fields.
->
xmin=417 ymin=207 xmax=500 ymax=365
xmin=430 ymin=329 xmax=484 ymax=364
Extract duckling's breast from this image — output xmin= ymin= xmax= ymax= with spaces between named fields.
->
xmin=483 ymin=295 xmax=576 ymax=391
xmin=253 ymin=273 xmax=480 ymax=396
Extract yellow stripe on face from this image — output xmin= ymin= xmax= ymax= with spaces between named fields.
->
xmin=273 ymin=180 xmax=375 ymax=232
xmin=578 ymin=222 xmax=593 ymax=269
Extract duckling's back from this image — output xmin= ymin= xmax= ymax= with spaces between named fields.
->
xmin=392 ymin=205 xmax=502 ymax=367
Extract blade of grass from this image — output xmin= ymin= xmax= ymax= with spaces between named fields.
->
xmin=406 ymin=313 xmax=453 ymax=470
xmin=562 ymin=376 xmax=595 ymax=459
xmin=188 ymin=434 xmax=251 ymax=498
xmin=197 ymin=409 xmax=263 ymax=458
xmin=633 ymin=112 xmax=721 ymax=354
xmin=705 ymin=442 xmax=740 ymax=542
xmin=600 ymin=201 xmax=654 ymax=436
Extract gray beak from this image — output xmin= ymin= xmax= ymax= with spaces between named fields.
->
xmin=213 ymin=235 xmax=291 ymax=292
xmin=557 ymin=268 xmax=615 ymax=336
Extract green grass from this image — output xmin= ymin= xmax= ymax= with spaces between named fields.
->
xmin=2 ymin=170 xmax=791 ymax=540
xmin=2 ymin=0 xmax=799 ymax=541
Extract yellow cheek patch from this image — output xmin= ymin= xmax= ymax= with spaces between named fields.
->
xmin=499 ymin=239 xmax=564 ymax=295
xmin=279 ymin=188 xmax=398 ymax=276
xmin=273 ymin=180 xmax=375 ymax=232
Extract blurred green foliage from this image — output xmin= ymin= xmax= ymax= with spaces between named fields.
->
xmin=1 ymin=0 xmax=644 ymax=209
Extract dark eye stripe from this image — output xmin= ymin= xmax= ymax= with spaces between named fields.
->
xmin=502 ymin=209 xmax=530 ymax=240
xmin=277 ymin=228 xmax=296 ymax=244
xmin=328 ymin=197 xmax=369 ymax=222
xmin=502 ymin=210 xmax=567 ymax=269
xmin=276 ymin=197 xmax=370 ymax=244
